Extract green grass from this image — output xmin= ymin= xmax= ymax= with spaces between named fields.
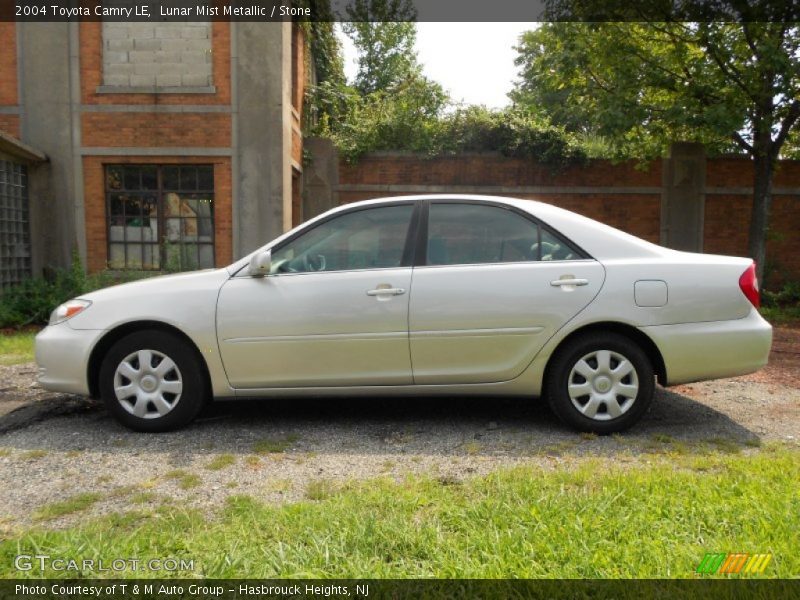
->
xmin=205 ymin=454 xmax=236 ymax=471
xmin=3 ymin=445 xmax=798 ymax=578
xmin=164 ymin=469 xmax=201 ymax=490
xmin=0 ymin=331 xmax=36 ymax=365
xmin=33 ymin=493 xmax=103 ymax=521
xmin=252 ymin=434 xmax=300 ymax=454
xmin=20 ymin=449 xmax=48 ymax=460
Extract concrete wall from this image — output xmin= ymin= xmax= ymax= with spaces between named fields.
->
xmin=233 ymin=21 xmax=293 ymax=257
xmin=17 ymin=22 xmax=84 ymax=273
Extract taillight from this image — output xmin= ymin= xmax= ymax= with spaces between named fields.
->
xmin=738 ymin=262 xmax=760 ymax=308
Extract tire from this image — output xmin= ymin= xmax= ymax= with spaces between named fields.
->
xmin=545 ymin=332 xmax=654 ymax=434
xmin=99 ymin=330 xmax=208 ymax=432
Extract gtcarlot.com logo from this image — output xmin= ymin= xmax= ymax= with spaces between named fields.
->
xmin=14 ymin=554 xmax=194 ymax=573
xmin=696 ymin=552 xmax=772 ymax=575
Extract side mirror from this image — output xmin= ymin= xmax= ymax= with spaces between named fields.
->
xmin=248 ymin=249 xmax=272 ymax=277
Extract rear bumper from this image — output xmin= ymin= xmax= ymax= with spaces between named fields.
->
xmin=35 ymin=324 xmax=103 ymax=396
xmin=640 ymin=308 xmax=772 ymax=386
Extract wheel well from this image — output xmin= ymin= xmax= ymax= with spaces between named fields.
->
xmin=544 ymin=322 xmax=667 ymax=387
xmin=87 ymin=321 xmax=212 ymax=399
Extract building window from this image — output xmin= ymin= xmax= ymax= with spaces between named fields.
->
xmin=101 ymin=21 xmax=213 ymax=89
xmin=0 ymin=160 xmax=31 ymax=288
xmin=105 ymin=165 xmax=215 ymax=271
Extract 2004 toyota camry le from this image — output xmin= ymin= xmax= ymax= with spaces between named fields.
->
xmin=35 ymin=195 xmax=772 ymax=433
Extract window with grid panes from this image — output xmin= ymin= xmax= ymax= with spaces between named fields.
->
xmin=0 ymin=160 xmax=31 ymax=288
xmin=105 ymin=165 xmax=215 ymax=271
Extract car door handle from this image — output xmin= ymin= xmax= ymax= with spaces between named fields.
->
xmin=366 ymin=287 xmax=406 ymax=296
xmin=550 ymin=278 xmax=589 ymax=287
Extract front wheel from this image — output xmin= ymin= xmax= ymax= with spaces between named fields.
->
xmin=99 ymin=331 xmax=208 ymax=432
xmin=545 ymin=332 xmax=654 ymax=434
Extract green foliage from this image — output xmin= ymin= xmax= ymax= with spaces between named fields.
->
xmin=304 ymin=1 xmax=349 ymax=130
xmin=511 ymin=22 xmax=754 ymax=159
xmin=322 ymin=97 xmax=588 ymax=166
xmin=0 ymin=252 xmax=149 ymax=328
xmin=342 ymin=0 xmax=420 ymax=95
xmin=760 ymin=280 xmax=800 ymax=324
xmin=761 ymin=281 xmax=800 ymax=310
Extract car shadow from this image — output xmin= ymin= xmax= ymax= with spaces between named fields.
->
xmin=0 ymin=385 xmax=763 ymax=457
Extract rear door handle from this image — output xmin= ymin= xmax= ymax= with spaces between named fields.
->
xmin=367 ymin=287 xmax=406 ymax=296
xmin=550 ymin=278 xmax=589 ymax=287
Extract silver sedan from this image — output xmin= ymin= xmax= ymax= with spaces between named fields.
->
xmin=36 ymin=195 xmax=772 ymax=433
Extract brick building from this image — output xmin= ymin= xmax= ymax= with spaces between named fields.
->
xmin=0 ymin=19 xmax=306 ymax=286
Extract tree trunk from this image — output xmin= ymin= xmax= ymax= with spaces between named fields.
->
xmin=747 ymin=152 xmax=774 ymax=284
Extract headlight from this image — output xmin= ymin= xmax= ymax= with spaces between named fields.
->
xmin=49 ymin=299 xmax=92 ymax=326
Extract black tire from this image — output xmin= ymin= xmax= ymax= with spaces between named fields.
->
xmin=545 ymin=332 xmax=654 ymax=434
xmin=99 ymin=330 xmax=208 ymax=432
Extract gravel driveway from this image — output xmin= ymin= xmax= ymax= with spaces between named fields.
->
xmin=1 ymin=326 xmax=798 ymax=533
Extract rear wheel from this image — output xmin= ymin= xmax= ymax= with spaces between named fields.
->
xmin=99 ymin=331 xmax=207 ymax=432
xmin=545 ymin=332 xmax=654 ymax=434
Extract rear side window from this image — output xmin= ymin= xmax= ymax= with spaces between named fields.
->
xmin=425 ymin=203 xmax=581 ymax=266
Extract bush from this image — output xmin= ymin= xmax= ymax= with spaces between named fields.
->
xmin=311 ymin=77 xmax=588 ymax=168
xmin=0 ymin=254 xmax=149 ymax=328
xmin=761 ymin=281 xmax=800 ymax=309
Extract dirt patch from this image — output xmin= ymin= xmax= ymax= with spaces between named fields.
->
xmin=0 ymin=363 xmax=58 ymax=418
xmin=736 ymin=325 xmax=800 ymax=388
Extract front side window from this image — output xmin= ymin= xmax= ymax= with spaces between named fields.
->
xmin=105 ymin=165 xmax=214 ymax=270
xmin=426 ymin=203 xmax=581 ymax=266
xmin=271 ymin=205 xmax=414 ymax=274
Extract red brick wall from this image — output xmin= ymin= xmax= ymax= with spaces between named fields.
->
xmin=0 ymin=23 xmax=17 ymax=107
xmin=0 ymin=22 xmax=19 ymax=138
xmin=337 ymin=154 xmax=800 ymax=280
xmin=338 ymin=155 xmax=663 ymax=244
xmin=83 ymin=156 xmax=232 ymax=273
xmin=82 ymin=113 xmax=231 ymax=147
xmin=0 ymin=115 xmax=20 ymax=138
xmin=705 ymin=157 xmax=800 ymax=280
xmin=340 ymin=155 xmax=661 ymax=188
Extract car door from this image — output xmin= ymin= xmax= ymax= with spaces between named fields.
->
xmin=217 ymin=203 xmax=417 ymax=388
xmin=409 ymin=201 xmax=605 ymax=384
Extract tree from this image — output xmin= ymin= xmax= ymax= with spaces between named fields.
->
xmin=342 ymin=0 xmax=421 ymax=95
xmin=512 ymin=20 xmax=800 ymax=280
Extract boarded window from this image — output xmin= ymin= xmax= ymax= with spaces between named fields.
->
xmin=101 ymin=17 xmax=213 ymax=89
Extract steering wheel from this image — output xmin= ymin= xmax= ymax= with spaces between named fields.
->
xmin=303 ymin=253 xmax=327 ymax=272
xmin=531 ymin=241 xmax=561 ymax=261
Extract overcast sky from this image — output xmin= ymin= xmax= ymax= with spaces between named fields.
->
xmin=338 ymin=23 xmax=538 ymax=109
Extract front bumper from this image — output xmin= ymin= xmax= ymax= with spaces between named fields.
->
xmin=640 ymin=308 xmax=772 ymax=386
xmin=35 ymin=324 xmax=104 ymax=396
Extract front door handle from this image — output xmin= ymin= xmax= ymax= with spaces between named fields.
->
xmin=367 ymin=287 xmax=406 ymax=296
xmin=550 ymin=278 xmax=589 ymax=287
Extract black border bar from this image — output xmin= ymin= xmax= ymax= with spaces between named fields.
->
xmin=4 ymin=0 xmax=800 ymax=22
xmin=3 ymin=579 xmax=800 ymax=600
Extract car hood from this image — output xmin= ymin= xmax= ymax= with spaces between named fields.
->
xmin=67 ymin=268 xmax=232 ymax=330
